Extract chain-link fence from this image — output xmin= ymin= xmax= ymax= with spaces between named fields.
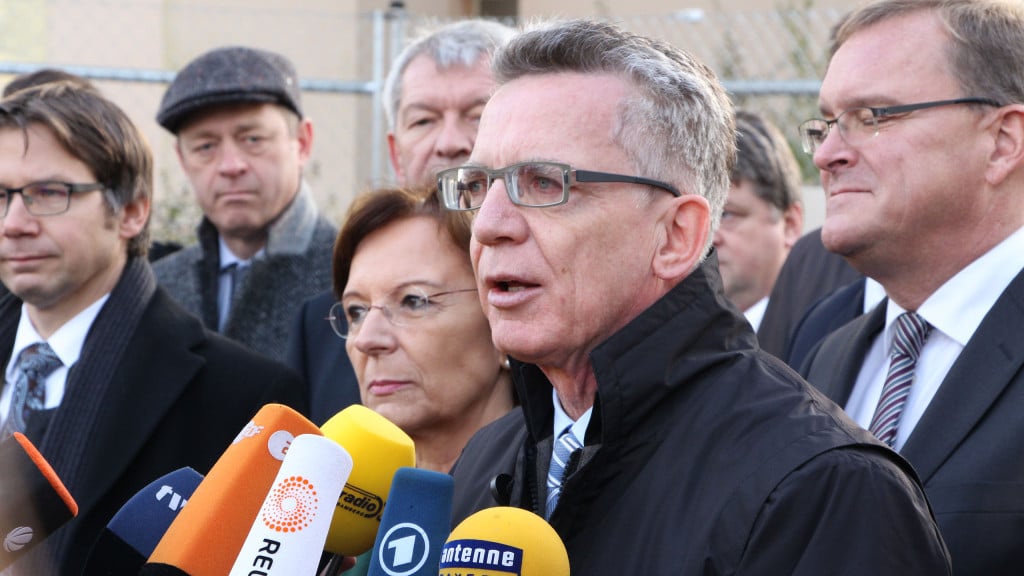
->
xmin=0 ymin=3 xmax=844 ymax=244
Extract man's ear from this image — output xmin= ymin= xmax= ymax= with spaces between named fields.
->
xmin=652 ymin=194 xmax=711 ymax=281
xmin=782 ymin=202 xmax=804 ymax=249
xmin=986 ymin=104 xmax=1024 ymax=187
xmin=296 ymin=118 xmax=314 ymax=165
xmin=387 ymin=132 xmax=406 ymax=186
xmin=118 ymin=194 xmax=151 ymax=241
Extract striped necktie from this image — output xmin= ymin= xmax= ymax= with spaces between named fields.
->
xmin=2 ymin=342 xmax=62 ymax=439
xmin=546 ymin=427 xmax=582 ymax=519
xmin=869 ymin=312 xmax=932 ymax=447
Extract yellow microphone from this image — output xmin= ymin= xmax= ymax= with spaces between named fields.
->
xmin=320 ymin=404 xmax=415 ymax=557
xmin=439 ymin=507 xmax=570 ymax=576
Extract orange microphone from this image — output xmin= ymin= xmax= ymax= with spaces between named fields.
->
xmin=142 ymin=404 xmax=321 ymax=576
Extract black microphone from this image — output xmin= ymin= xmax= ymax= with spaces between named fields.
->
xmin=81 ymin=467 xmax=203 ymax=575
xmin=0 ymin=432 xmax=78 ymax=571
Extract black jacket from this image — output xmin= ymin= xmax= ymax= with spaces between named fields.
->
xmin=451 ymin=259 xmax=950 ymax=575
xmin=0 ymin=265 xmax=307 ymax=574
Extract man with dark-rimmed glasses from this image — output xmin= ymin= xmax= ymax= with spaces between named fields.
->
xmin=0 ymin=79 xmax=304 ymax=574
xmin=798 ymin=1 xmax=1024 ymax=574
xmin=444 ymin=18 xmax=949 ymax=575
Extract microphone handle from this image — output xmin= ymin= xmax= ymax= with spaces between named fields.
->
xmin=318 ymin=553 xmax=352 ymax=576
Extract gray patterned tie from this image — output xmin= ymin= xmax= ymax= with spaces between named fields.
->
xmin=869 ymin=312 xmax=932 ymax=447
xmin=220 ymin=262 xmax=249 ymax=331
xmin=546 ymin=427 xmax=582 ymax=519
xmin=2 ymin=342 xmax=62 ymax=439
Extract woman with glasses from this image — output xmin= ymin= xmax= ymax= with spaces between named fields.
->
xmin=329 ymin=186 xmax=514 ymax=473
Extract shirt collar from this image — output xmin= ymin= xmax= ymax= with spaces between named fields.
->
xmin=218 ymin=237 xmax=265 ymax=270
xmin=885 ymin=225 xmax=1024 ymax=347
xmin=743 ymin=296 xmax=769 ymax=332
xmin=552 ymin=387 xmax=593 ymax=443
xmin=8 ymin=295 xmax=109 ymax=380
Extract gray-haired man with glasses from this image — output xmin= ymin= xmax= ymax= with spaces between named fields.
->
xmin=445 ymin=18 xmax=949 ymax=575
xmin=438 ymin=161 xmax=680 ymax=209
xmin=797 ymin=1 xmax=1024 ymax=574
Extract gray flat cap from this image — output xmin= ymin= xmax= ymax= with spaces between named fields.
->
xmin=157 ymin=46 xmax=303 ymax=133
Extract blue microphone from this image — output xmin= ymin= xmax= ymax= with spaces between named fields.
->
xmin=366 ymin=467 xmax=453 ymax=576
xmin=82 ymin=467 xmax=203 ymax=575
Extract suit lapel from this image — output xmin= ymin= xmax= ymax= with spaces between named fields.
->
xmin=0 ymin=296 xmax=18 ymax=366
xmin=806 ymin=300 xmax=887 ymax=406
xmin=902 ymin=269 xmax=1024 ymax=483
xmin=70 ymin=293 xmax=206 ymax=516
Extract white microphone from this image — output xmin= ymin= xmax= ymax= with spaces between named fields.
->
xmin=229 ymin=434 xmax=353 ymax=576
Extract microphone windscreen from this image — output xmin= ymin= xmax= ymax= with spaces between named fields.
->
xmin=229 ymin=434 xmax=353 ymax=576
xmin=439 ymin=506 xmax=569 ymax=576
xmin=320 ymin=404 xmax=415 ymax=557
xmin=82 ymin=467 xmax=203 ymax=575
xmin=366 ymin=467 xmax=453 ymax=576
xmin=0 ymin=432 xmax=78 ymax=571
xmin=145 ymin=404 xmax=321 ymax=576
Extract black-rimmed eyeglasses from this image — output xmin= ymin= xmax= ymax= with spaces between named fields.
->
xmin=0 ymin=181 xmax=106 ymax=217
xmin=437 ymin=161 xmax=681 ymax=211
xmin=798 ymin=97 xmax=1002 ymax=154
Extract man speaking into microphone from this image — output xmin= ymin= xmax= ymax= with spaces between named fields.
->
xmin=0 ymin=78 xmax=306 ymax=574
xmin=444 ymin=18 xmax=951 ymax=575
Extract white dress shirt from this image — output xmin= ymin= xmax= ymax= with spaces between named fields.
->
xmin=551 ymin=388 xmax=593 ymax=450
xmin=0 ymin=295 xmax=109 ymax=427
xmin=845 ymin=226 xmax=1024 ymax=451
xmin=743 ymin=296 xmax=769 ymax=332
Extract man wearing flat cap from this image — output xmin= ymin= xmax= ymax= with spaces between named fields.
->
xmin=153 ymin=46 xmax=337 ymax=364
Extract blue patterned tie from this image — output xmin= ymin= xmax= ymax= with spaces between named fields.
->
xmin=2 ymin=342 xmax=62 ymax=439
xmin=869 ymin=312 xmax=932 ymax=447
xmin=546 ymin=427 xmax=582 ymax=519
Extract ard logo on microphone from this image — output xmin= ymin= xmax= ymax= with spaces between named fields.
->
xmin=439 ymin=539 xmax=523 ymax=576
xmin=376 ymin=522 xmax=431 ymax=576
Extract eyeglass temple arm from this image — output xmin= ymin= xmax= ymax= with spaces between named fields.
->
xmin=573 ymin=169 xmax=682 ymax=197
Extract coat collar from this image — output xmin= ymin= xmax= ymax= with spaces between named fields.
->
xmin=197 ymin=179 xmax=321 ymax=260
xmin=514 ymin=252 xmax=756 ymax=447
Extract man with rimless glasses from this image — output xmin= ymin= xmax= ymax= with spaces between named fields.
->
xmin=444 ymin=18 xmax=949 ymax=574
xmin=798 ymin=1 xmax=1024 ymax=574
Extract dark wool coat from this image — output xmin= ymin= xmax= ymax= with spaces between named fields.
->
xmin=153 ymin=182 xmax=337 ymax=363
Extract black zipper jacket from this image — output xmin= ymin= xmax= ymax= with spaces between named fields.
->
xmin=450 ymin=257 xmax=951 ymax=575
